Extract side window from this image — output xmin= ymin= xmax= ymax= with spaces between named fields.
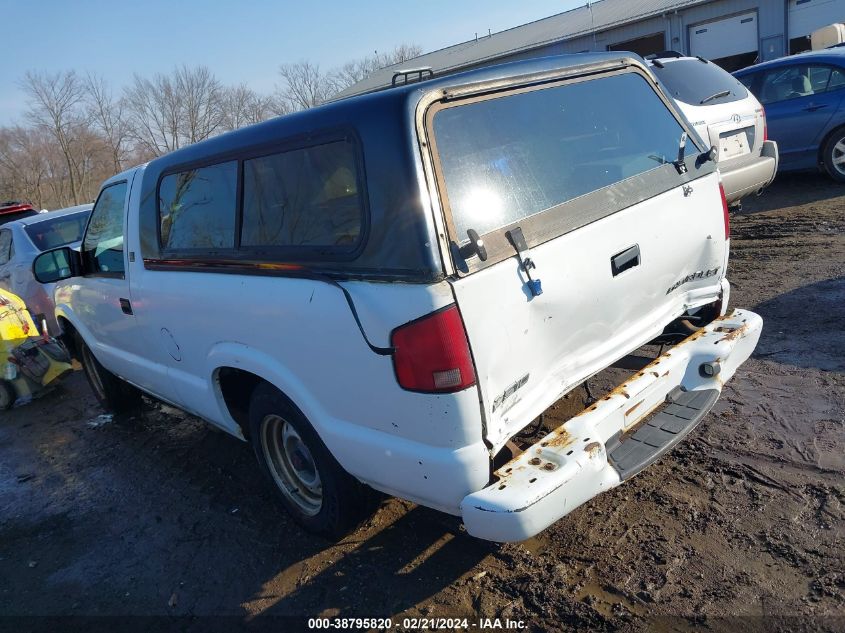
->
xmin=809 ymin=66 xmax=832 ymax=92
xmin=83 ymin=182 xmax=127 ymax=275
xmin=759 ymin=65 xmax=838 ymax=104
xmin=241 ymin=140 xmax=363 ymax=250
xmin=0 ymin=230 xmax=11 ymax=265
xmin=158 ymin=162 xmax=237 ymax=251
xmin=830 ymin=68 xmax=845 ymax=91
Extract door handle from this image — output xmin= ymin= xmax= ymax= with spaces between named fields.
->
xmin=611 ymin=244 xmax=640 ymax=277
xmin=119 ymin=298 xmax=133 ymax=315
xmin=804 ymin=104 xmax=828 ymax=112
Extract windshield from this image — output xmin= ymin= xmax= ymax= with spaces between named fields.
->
xmin=24 ymin=211 xmax=90 ymax=251
xmin=651 ymin=59 xmax=748 ymax=106
xmin=432 ymin=71 xmax=696 ymax=239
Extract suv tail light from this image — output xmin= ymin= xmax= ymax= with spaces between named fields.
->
xmin=761 ymin=106 xmax=768 ymax=142
xmin=720 ymin=182 xmax=730 ymax=239
xmin=391 ymin=305 xmax=476 ymax=393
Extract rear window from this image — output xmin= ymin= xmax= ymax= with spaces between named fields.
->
xmin=24 ymin=212 xmax=90 ymax=251
xmin=651 ymin=58 xmax=748 ymax=106
xmin=0 ymin=210 xmax=37 ymax=226
xmin=432 ymin=71 xmax=695 ymax=239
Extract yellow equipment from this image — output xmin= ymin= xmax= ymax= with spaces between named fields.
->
xmin=0 ymin=288 xmax=72 ymax=409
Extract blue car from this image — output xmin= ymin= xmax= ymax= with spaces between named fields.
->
xmin=734 ymin=49 xmax=845 ymax=182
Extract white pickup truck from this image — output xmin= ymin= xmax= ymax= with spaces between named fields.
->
xmin=33 ymin=53 xmax=762 ymax=542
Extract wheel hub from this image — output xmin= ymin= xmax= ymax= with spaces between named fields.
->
xmin=832 ymin=139 xmax=845 ymax=177
xmin=260 ymin=414 xmax=323 ymax=516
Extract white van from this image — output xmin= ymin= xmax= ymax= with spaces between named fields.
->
xmin=34 ymin=54 xmax=762 ymax=542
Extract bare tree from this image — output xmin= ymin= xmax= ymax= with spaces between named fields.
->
xmin=124 ymin=65 xmax=228 ymax=156
xmin=175 ymin=65 xmax=224 ymax=144
xmin=276 ymin=61 xmax=338 ymax=111
xmin=84 ymin=73 xmax=130 ymax=174
xmin=20 ymin=70 xmax=87 ymax=204
xmin=220 ymin=84 xmax=276 ymax=131
xmin=332 ymin=44 xmax=424 ymax=91
xmin=0 ymin=126 xmax=48 ymax=207
xmin=5 ymin=41 xmax=422 ymax=208
xmin=124 ymin=72 xmax=184 ymax=156
xmin=278 ymin=44 xmax=423 ymax=110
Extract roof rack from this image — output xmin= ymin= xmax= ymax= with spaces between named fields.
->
xmin=391 ymin=67 xmax=434 ymax=87
xmin=645 ymin=50 xmax=685 ymax=60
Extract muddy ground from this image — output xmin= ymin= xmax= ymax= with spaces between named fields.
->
xmin=0 ymin=172 xmax=843 ymax=632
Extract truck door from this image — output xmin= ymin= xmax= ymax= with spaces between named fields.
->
xmin=74 ymin=174 xmax=155 ymax=394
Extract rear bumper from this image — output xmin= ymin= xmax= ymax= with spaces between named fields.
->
xmin=721 ymin=140 xmax=779 ymax=204
xmin=460 ymin=308 xmax=763 ymax=542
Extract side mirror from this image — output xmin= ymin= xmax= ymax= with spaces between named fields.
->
xmin=33 ymin=247 xmax=82 ymax=284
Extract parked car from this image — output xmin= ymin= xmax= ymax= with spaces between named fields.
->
xmin=734 ymin=48 xmax=845 ymax=181
xmin=646 ymin=52 xmax=778 ymax=206
xmin=0 ymin=201 xmax=38 ymax=226
xmin=0 ymin=204 xmax=92 ymax=335
xmin=33 ymin=53 xmax=762 ymax=542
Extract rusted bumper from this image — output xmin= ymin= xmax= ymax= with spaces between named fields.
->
xmin=460 ymin=308 xmax=763 ymax=542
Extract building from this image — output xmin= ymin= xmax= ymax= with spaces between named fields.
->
xmin=335 ymin=0 xmax=845 ymax=99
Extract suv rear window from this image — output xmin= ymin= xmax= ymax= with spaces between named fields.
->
xmin=25 ymin=212 xmax=89 ymax=251
xmin=432 ymin=71 xmax=695 ymax=239
xmin=650 ymin=58 xmax=748 ymax=106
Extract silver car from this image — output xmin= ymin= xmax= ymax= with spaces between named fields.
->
xmin=647 ymin=53 xmax=779 ymax=207
xmin=0 ymin=204 xmax=92 ymax=335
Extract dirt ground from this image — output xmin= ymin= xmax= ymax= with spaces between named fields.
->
xmin=0 ymin=172 xmax=843 ymax=632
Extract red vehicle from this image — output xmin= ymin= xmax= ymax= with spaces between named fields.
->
xmin=0 ymin=202 xmax=38 ymax=226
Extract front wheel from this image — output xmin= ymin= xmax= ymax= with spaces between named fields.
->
xmin=249 ymin=383 xmax=375 ymax=539
xmin=822 ymin=130 xmax=845 ymax=183
xmin=76 ymin=333 xmax=142 ymax=414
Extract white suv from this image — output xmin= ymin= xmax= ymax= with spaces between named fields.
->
xmin=647 ymin=52 xmax=779 ymax=206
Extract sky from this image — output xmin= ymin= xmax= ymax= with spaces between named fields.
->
xmin=0 ymin=0 xmax=587 ymax=125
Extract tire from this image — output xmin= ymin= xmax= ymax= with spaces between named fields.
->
xmin=822 ymin=129 xmax=845 ymax=183
xmin=0 ymin=380 xmax=15 ymax=410
xmin=248 ymin=383 xmax=374 ymax=539
xmin=76 ymin=333 xmax=142 ymax=414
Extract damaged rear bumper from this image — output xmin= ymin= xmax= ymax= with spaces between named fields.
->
xmin=460 ymin=308 xmax=762 ymax=542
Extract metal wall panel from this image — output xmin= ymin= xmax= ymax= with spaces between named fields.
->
xmin=789 ymin=0 xmax=845 ymax=38
xmin=335 ymin=0 xmax=793 ymax=99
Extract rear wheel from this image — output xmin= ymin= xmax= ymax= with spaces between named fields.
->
xmin=76 ymin=333 xmax=142 ymax=413
xmin=248 ymin=383 xmax=375 ymax=539
xmin=822 ymin=129 xmax=845 ymax=183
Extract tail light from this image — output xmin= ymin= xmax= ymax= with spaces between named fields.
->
xmin=391 ymin=305 xmax=476 ymax=393
xmin=720 ymin=182 xmax=730 ymax=239
xmin=759 ymin=106 xmax=767 ymax=142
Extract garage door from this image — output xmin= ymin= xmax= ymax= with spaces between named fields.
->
xmin=789 ymin=0 xmax=845 ymax=52
xmin=607 ymin=32 xmax=666 ymax=57
xmin=689 ymin=11 xmax=758 ymax=72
